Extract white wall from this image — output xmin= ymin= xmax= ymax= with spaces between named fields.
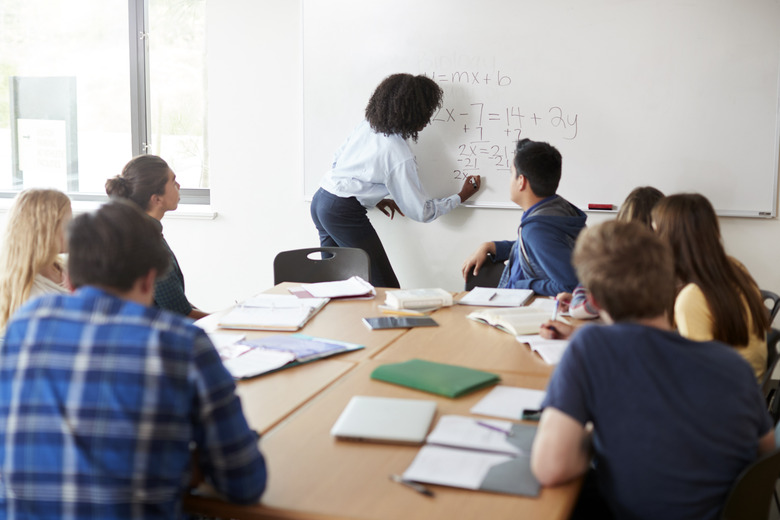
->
xmin=63 ymin=1 xmax=780 ymax=321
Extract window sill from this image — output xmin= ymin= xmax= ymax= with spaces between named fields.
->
xmin=0 ymin=198 xmax=218 ymax=220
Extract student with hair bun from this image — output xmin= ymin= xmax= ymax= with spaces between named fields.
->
xmin=106 ymin=155 xmax=208 ymax=319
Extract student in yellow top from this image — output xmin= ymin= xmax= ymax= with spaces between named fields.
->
xmin=652 ymin=193 xmax=769 ymax=380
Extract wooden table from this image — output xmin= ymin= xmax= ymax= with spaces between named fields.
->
xmin=373 ymin=299 xmax=556 ymax=377
xmin=185 ymin=288 xmax=579 ymax=520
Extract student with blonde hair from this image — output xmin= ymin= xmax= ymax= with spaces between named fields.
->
xmin=0 ymin=188 xmax=72 ymax=330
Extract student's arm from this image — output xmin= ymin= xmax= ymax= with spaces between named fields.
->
xmin=191 ymin=333 xmax=267 ymax=503
xmin=539 ymin=320 xmax=575 ymax=340
xmin=385 ymin=159 xmax=474 ymax=222
xmin=758 ymin=430 xmax=775 ymax=456
xmin=531 ymin=407 xmax=591 ymax=486
xmin=461 ymin=241 xmax=498 ymax=280
xmin=188 ymin=308 xmax=209 ymax=320
xmin=154 ymin=269 xmax=194 ymax=316
xmin=569 ymin=286 xmax=600 ymax=320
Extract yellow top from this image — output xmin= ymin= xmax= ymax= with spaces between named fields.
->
xmin=675 ymin=282 xmax=766 ymax=380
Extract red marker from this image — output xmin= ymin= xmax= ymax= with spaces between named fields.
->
xmin=588 ymin=203 xmax=614 ymax=210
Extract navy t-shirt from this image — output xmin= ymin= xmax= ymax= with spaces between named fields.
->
xmin=543 ymin=322 xmax=772 ymax=520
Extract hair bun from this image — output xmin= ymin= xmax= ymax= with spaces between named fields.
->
xmin=105 ymin=176 xmax=131 ymax=198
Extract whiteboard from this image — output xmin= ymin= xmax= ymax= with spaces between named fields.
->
xmin=302 ymin=0 xmax=780 ymax=217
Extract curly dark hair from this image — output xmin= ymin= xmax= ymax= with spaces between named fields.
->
xmin=365 ymin=73 xmax=443 ymax=142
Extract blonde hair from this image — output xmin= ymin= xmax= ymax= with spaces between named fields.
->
xmin=0 ymin=189 xmax=72 ymax=329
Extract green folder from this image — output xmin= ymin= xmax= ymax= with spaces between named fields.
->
xmin=370 ymin=359 xmax=500 ymax=398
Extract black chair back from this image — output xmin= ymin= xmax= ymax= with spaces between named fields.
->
xmin=273 ymin=247 xmax=370 ymax=285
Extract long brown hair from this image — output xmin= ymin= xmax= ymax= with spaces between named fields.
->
xmin=652 ymin=193 xmax=769 ymax=344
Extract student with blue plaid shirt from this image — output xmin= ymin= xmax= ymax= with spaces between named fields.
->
xmin=0 ymin=200 xmax=266 ymax=519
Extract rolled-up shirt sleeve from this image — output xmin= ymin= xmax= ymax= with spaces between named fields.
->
xmin=384 ymin=158 xmax=461 ymax=223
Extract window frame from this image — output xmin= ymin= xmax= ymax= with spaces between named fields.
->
xmin=0 ymin=0 xmax=210 ymax=206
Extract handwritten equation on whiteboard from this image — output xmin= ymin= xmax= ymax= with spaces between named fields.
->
xmin=423 ymin=70 xmax=579 ymax=181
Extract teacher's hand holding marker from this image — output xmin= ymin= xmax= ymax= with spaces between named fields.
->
xmin=461 ymin=175 xmax=481 ymax=201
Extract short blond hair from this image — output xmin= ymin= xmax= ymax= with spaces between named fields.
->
xmin=0 ymin=189 xmax=72 ymax=329
xmin=573 ymin=220 xmax=675 ymax=322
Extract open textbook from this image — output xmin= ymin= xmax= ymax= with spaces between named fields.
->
xmin=467 ymin=307 xmax=552 ymax=336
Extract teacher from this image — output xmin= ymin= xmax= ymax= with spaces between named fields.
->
xmin=311 ymin=73 xmax=480 ymax=288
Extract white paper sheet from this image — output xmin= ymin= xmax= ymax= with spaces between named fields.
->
xmin=403 ymin=445 xmax=514 ymax=490
xmin=426 ymin=415 xmax=522 ymax=456
xmin=470 ymin=385 xmax=546 ymax=420
xmin=516 ymin=335 xmax=570 ymax=364
xmin=221 ymin=348 xmax=296 ymax=379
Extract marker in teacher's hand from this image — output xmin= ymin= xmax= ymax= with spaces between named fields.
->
xmin=470 ymin=177 xmax=478 ymax=190
xmin=588 ymin=203 xmax=614 ymax=210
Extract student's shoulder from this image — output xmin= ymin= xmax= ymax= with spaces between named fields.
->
xmin=674 ymin=283 xmax=708 ymax=312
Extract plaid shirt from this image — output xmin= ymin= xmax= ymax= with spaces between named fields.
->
xmin=0 ymin=287 xmax=266 ymax=519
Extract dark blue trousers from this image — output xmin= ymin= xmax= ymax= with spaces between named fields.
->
xmin=310 ymin=188 xmax=400 ymax=288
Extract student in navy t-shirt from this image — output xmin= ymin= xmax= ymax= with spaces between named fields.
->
xmin=530 ymin=220 xmax=774 ymax=520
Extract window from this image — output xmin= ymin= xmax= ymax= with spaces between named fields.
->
xmin=0 ymin=0 xmax=209 ymax=203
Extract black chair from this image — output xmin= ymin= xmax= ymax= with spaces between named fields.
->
xmin=465 ymin=259 xmax=506 ymax=291
xmin=767 ymin=328 xmax=780 ymax=374
xmin=761 ymin=340 xmax=780 ymax=424
xmin=720 ymin=447 xmax=780 ymax=520
xmin=761 ymin=289 xmax=780 ymax=323
xmin=273 ymin=247 xmax=370 ymax=285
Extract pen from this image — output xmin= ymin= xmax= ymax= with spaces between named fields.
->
xmin=488 ymin=292 xmax=498 ymax=301
xmin=389 ymin=474 xmax=434 ymax=497
xmin=551 ymin=298 xmax=559 ymax=322
xmin=476 ymin=420 xmax=514 ymax=437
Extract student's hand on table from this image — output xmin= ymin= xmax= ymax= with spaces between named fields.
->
xmin=188 ymin=450 xmax=204 ymax=489
xmin=376 ymin=199 xmax=405 ymax=220
xmin=540 ymin=320 xmax=574 ymax=340
xmin=555 ymin=292 xmax=573 ymax=313
xmin=458 ymin=175 xmax=481 ymax=202
xmin=461 ymin=241 xmax=496 ymax=281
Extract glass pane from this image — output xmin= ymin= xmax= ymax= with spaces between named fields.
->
xmin=0 ymin=0 xmax=131 ymax=194
xmin=148 ymin=0 xmax=208 ymax=189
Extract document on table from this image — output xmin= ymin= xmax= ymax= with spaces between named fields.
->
xmin=290 ymin=276 xmax=375 ymax=299
xmin=218 ymin=294 xmax=329 ymax=331
xmin=470 ymin=385 xmax=547 ymax=420
xmin=426 ymin=415 xmax=528 ymax=456
xmin=221 ymin=348 xmax=296 ymax=379
xmin=402 ymin=415 xmax=540 ymax=497
xmin=457 ymin=287 xmax=534 ymax=307
xmin=516 ymin=335 xmax=570 ymax=364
